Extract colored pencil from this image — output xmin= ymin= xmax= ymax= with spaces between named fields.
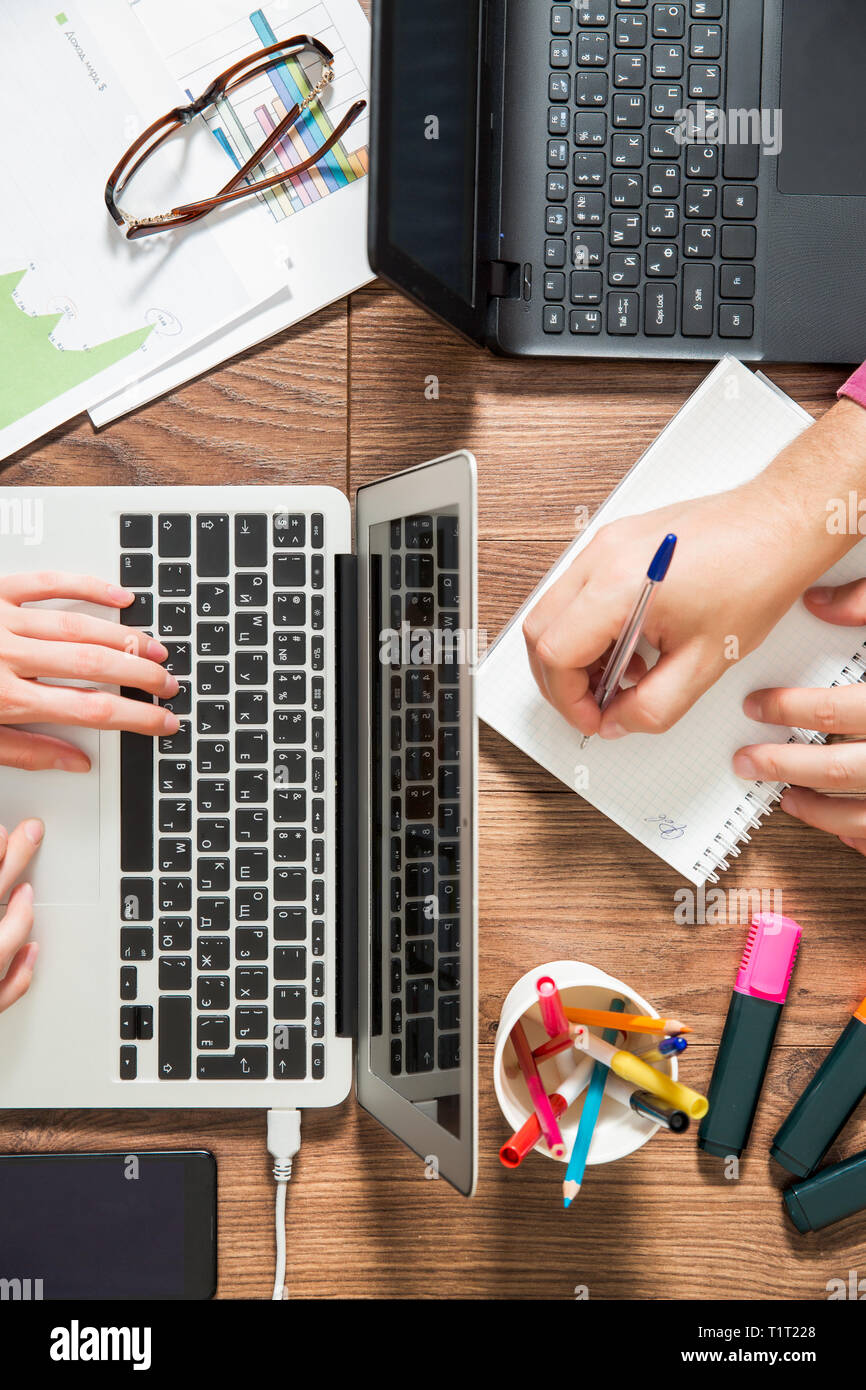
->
xmin=563 ymin=998 xmax=625 ymax=1207
xmin=563 ymin=1007 xmax=691 ymax=1036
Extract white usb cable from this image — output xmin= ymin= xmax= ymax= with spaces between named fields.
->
xmin=266 ymin=1108 xmax=302 ymax=1301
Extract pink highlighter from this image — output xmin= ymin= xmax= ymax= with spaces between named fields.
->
xmin=509 ymin=1019 xmax=566 ymax=1159
xmin=698 ymin=912 xmax=803 ymax=1159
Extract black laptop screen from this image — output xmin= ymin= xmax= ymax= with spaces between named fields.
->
xmin=382 ymin=0 xmax=482 ymax=305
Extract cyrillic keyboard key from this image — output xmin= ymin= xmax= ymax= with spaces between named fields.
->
xmin=645 ymin=283 xmax=678 ymax=334
xmin=720 ymin=264 xmax=756 ymax=299
xmin=234 ymin=515 xmax=267 ymax=567
xmin=196 ymin=515 xmax=229 ymax=577
xmin=158 ymin=995 xmax=191 ymax=1079
xmin=236 ymin=1007 xmax=268 ymax=1040
xmin=721 ymin=224 xmax=757 ymax=260
xmin=121 ymin=515 xmax=152 ymax=548
xmin=120 ymin=593 xmax=152 ymax=627
xmin=682 ymin=263 xmax=715 ymax=335
xmin=121 ymin=877 xmax=153 ymax=922
xmin=607 ymin=292 xmax=640 ymax=334
xmin=158 ymin=515 xmax=191 ymax=558
xmin=723 ymin=0 xmax=762 ymax=178
xmin=197 ymin=1046 xmax=268 ymax=1080
xmin=272 ymin=1026 xmax=306 ymax=1079
xmin=120 ymin=553 xmax=152 ymax=588
xmin=198 ymin=1015 xmax=230 ymax=1050
xmin=274 ymin=513 xmax=304 ymax=548
xmin=406 ymin=1018 xmax=435 ymax=1074
xmin=120 ymin=700 xmax=154 ymax=873
xmin=719 ymin=304 xmax=754 ymax=338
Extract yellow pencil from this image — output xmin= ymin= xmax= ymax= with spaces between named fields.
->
xmin=572 ymin=1026 xmax=709 ymax=1120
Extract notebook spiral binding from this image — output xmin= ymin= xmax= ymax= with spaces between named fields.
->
xmin=693 ymin=643 xmax=866 ymax=883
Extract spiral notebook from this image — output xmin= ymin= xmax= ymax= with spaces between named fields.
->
xmin=477 ymin=357 xmax=866 ymax=886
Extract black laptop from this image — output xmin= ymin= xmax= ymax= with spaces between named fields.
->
xmin=368 ymin=0 xmax=866 ymax=364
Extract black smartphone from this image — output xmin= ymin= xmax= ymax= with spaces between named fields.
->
xmin=0 ymin=1150 xmax=216 ymax=1300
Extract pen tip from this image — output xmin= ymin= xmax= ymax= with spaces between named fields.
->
xmin=580 ymin=735 xmax=590 ymax=751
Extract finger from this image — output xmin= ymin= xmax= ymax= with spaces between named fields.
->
xmin=804 ymin=579 xmax=866 ymax=627
xmin=542 ymin=661 xmax=599 ymax=735
xmin=840 ymin=837 xmax=866 ymax=856
xmin=522 ymin=552 xmax=592 ymax=650
xmin=733 ymin=739 xmax=866 ymax=791
xmin=0 ymin=726 xmax=90 ymax=773
xmin=0 ymin=820 xmax=43 ymax=903
xmin=7 ymin=681 xmax=179 ymax=737
xmin=0 ymin=883 xmax=35 ymax=976
xmin=0 ymin=572 xmax=134 ymax=608
xmin=744 ymin=684 xmax=866 ymax=737
xmin=11 ymin=606 xmax=167 ymax=663
xmin=0 ymin=940 xmax=38 ymax=1014
xmin=597 ymin=645 xmax=712 ymax=737
xmin=529 ymin=591 xmax=630 ymax=732
xmin=533 ymin=587 xmax=628 ymax=677
xmin=10 ymin=637 xmax=179 ymax=700
xmin=781 ymin=787 xmax=866 ymax=838
xmin=623 ymin=652 xmax=648 ymax=684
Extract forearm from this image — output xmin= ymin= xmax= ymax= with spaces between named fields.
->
xmin=738 ymin=395 xmax=866 ymax=587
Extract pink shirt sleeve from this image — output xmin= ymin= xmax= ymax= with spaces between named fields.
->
xmin=838 ymin=362 xmax=866 ymax=410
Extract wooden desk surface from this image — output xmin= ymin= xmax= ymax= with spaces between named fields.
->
xmin=1 ymin=269 xmax=863 ymax=1299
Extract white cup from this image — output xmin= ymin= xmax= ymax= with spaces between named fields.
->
xmin=493 ymin=960 xmax=679 ymax=1165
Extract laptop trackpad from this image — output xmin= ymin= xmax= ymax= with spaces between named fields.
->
xmin=0 ymin=728 xmax=101 ymax=906
xmin=779 ymin=1 xmax=866 ymax=196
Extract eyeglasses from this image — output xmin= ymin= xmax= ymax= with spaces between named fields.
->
xmin=105 ymin=35 xmax=366 ymax=240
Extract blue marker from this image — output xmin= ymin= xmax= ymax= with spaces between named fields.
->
xmin=581 ymin=533 xmax=677 ymax=749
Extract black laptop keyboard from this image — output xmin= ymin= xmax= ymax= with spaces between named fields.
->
xmin=117 ymin=510 xmax=328 ymax=1085
xmin=384 ymin=514 xmax=462 ymax=1077
xmin=543 ymin=0 xmax=758 ymax=341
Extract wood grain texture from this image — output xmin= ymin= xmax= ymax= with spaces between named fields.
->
xmin=0 ymin=151 xmax=863 ymax=1295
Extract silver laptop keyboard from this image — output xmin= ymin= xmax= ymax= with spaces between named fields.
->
xmin=117 ymin=511 xmax=328 ymax=1084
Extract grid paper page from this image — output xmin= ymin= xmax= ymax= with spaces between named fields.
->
xmin=478 ymin=359 xmax=866 ymax=885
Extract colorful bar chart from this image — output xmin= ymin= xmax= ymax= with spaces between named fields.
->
xmin=208 ymin=5 xmax=369 ymax=225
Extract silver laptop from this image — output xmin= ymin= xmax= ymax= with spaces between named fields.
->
xmin=0 ymin=454 xmax=477 ymax=1195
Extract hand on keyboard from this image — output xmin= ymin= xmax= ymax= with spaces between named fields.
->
xmin=524 ymin=403 xmax=866 ymax=739
xmin=0 ymin=819 xmax=42 ymax=1013
xmin=0 ymin=571 xmax=179 ymax=772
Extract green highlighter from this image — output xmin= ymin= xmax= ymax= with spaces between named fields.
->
xmin=698 ymin=914 xmax=802 ymax=1159
xmin=771 ymin=992 xmax=866 ymax=1178
xmin=784 ymin=1149 xmax=866 ymax=1233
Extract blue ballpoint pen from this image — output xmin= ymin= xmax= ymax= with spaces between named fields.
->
xmin=580 ymin=533 xmax=677 ymax=750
